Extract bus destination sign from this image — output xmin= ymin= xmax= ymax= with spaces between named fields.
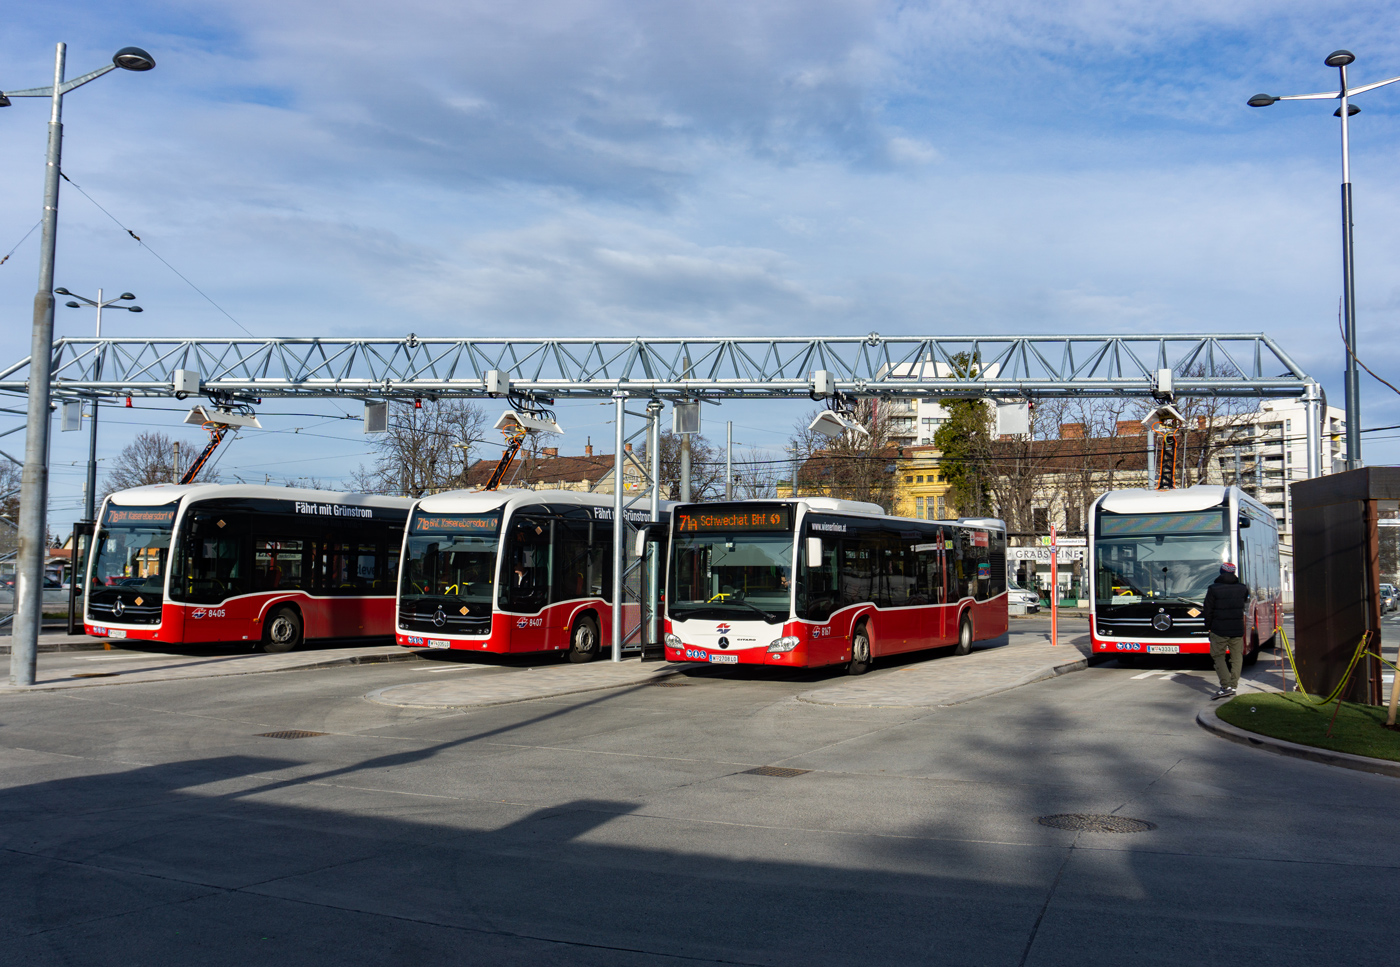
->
xmin=104 ymin=506 xmax=177 ymax=527
xmin=412 ymin=514 xmax=501 ymax=535
xmin=677 ymin=506 xmax=791 ymax=533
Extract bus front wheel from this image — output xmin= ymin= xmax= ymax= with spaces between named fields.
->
xmin=847 ymin=627 xmax=871 ymax=676
xmin=1243 ymin=633 xmax=1260 ymax=667
xmin=261 ymin=606 xmax=303 ymax=654
xmin=567 ymin=615 xmax=599 ymax=664
xmin=954 ymin=615 xmax=973 ymax=656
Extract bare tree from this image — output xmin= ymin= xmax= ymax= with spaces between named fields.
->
xmin=102 ymin=431 xmax=216 ymax=498
xmin=649 ymin=430 xmax=724 ymax=501
xmin=790 ymin=402 xmax=899 ymax=511
xmin=731 ymin=448 xmax=779 ymax=499
xmin=353 ymin=400 xmax=489 ymax=497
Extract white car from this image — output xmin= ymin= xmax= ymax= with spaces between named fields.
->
xmin=1008 ymin=586 xmax=1040 ymax=613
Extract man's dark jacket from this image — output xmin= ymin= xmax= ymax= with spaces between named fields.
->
xmin=1202 ymin=573 xmax=1250 ymax=638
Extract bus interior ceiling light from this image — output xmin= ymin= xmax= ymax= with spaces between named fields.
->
xmin=494 ymin=410 xmax=564 ymax=436
xmin=184 ymin=405 xmax=262 ymax=430
xmin=808 ymin=410 xmax=868 ymax=441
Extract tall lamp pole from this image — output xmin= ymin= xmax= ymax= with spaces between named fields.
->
xmin=54 ymin=288 xmax=143 ymax=519
xmin=1249 ymin=50 xmax=1400 ymax=472
xmin=1 ymin=44 xmax=156 ymax=686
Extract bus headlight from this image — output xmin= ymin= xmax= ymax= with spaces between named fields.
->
xmin=664 ymin=633 xmax=682 ymax=648
xmin=767 ymin=636 xmax=800 ymax=653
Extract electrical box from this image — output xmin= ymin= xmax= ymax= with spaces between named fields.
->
xmin=485 ymin=369 xmax=510 ymax=396
xmin=364 ymin=401 xmax=388 ymax=434
xmin=673 ymin=401 xmax=700 ymax=435
xmin=172 ymin=370 xmax=200 ymax=399
xmin=61 ymin=401 xmax=83 ymax=432
xmin=812 ymin=370 xmax=836 ymax=398
xmin=995 ymin=401 xmax=1030 ymax=436
xmin=1152 ymin=368 xmax=1174 ymax=402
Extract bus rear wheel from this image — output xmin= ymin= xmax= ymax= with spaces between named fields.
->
xmin=1243 ymin=632 xmax=1260 ymax=667
xmin=567 ymin=615 xmax=599 ymax=663
xmin=261 ymin=606 xmax=303 ymax=654
xmin=954 ymin=615 xmax=973 ymax=656
xmin=847 ymin=627 xmax=871 ymax=676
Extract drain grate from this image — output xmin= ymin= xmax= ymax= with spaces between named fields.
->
xmin=742 ymin=766 xmax=811 ymax=778
xmin=644 ymin=680 xmax=691 ymax=687
xmin=71 ymin=672 xmax=119 ymax=679
xmin=256 ymin=730 xmax=329 ymax=740
xmin=1037 ymin=814 xmax=1157 ymax=833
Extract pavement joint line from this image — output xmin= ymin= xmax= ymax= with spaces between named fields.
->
xmin=1196 ymin=705 xmax=1400 ymax=780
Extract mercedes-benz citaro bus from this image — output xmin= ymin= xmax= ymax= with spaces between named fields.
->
xmin=396 ymin=489 xmax=672 ymax=661
xmin=1089 ymin=484 xmax=1282 ymax=663
xmin=663 ymin=498 xmax=1009 ymax=674
xmin=85 ymin=484 xmax=413 ymax=651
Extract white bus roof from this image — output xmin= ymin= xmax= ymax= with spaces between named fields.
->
xmin=1096 ymin=486 xmax=1228 ymax=514
xmin=677 ymin=497 xmax=1006 ymax=530
xmin=106 ymin=483 xmax=414 ymax=511
xmin=417 ymin=488 xmax=675 ymax=516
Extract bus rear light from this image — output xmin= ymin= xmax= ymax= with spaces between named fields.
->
xmin=767 ymin=636 xmax=799 ymax=653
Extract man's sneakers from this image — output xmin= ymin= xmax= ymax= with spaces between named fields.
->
xmin=1212 ymin=685 xmax=1237 ymax=701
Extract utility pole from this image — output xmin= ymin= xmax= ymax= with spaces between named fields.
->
xmin=679 ymin=354 xmax=691 ymax=502
xmin=725 ymin=421 xmax=733 ymax=499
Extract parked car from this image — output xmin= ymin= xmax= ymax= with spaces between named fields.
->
xmin=1380 ymin=583 xmax=1397 ymax=614
xmin=1007 ymin=583 xmax=1040 ymax=613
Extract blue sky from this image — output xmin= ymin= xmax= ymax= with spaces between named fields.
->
xmin=2 ymin=1 xmax=1399 ymax=530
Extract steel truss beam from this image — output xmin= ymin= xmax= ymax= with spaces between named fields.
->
xmin=0 ymin=333 xmax=1315 ymax=401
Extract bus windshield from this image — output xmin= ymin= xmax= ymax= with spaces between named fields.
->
xmin=1095 ymin=508 xmax=1228 ymax=610
xmin=669 ymin=531 xmax=793 ymax=624
xmin=400 ymin=512 xmax=503 ymax=611
xmin=91 ymin=504 xmax=176 ymax=591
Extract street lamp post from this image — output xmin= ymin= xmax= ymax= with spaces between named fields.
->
xmin=1249 ymin=50 xmax=1400 ymax=472
xmin=54 ymin=288 xmax=143 ymax=519
xmin=2 ymin=43 xmax=155 ymax=687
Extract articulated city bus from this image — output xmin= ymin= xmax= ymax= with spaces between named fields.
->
xmin=396 ymin=489 xmax=670 ymax=661
xmin=85 ymin=484 xmax=413 ymax=651
xmin=663 ymin=498 xmax=1009 ymax=673
xmin=1088 ymin=485 xmax=1282 ymax=662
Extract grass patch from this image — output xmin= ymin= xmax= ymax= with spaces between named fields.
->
xmin=1218 ymin=693 xmax=1400 ymax=763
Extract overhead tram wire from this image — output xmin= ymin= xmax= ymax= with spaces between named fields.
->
xmin=57 ymin=171 xmax=256 ymax=337
xmin=0 ymin=220 xmax=42 ymax=266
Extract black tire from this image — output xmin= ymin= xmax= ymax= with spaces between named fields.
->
xmin=954 ymin=615 xmax=973 ymax=656
xmin=261 ymin=606 xmax=303 ymax=654
xmin=847 ymin=626 xmax=872 ymax=676
xmin=567 ymin=615 xmax=599 ymax=664
xmin=1243 ymin=633 xmax=1260 ymax=667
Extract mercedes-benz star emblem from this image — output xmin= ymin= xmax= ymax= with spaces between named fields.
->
xmin=1151 ymin=613 xmax=1173 ymax=631
xmin=432 ymin=608 xmax=446 ymax=628
xmin=113 ymin=599 xmax=125 ymax=617
xmin=717 ymin=636 xmax=730 ymax=649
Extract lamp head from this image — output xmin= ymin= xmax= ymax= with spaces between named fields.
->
xmin=64 ymin=301 xmax=81 ymax=309
xmin=119 ymin=292 xmax=136 ymax=301
xmin=1324 ymin=49 xmax=1355 ymax=68
xmin=1247 ymin=94 xmax=1279 ymax=107
xmin=0 ymin=94 xmax=11 ymax=108
xmin=53 ymin=287 xmax=71 ymax=296
xmin=112 ymin=47 xmax=156 ymax=72
xmin=1334 ymin=104 xmax=1361 ymax=117
xmin=127 ymin=306 xmax=143 ymax=313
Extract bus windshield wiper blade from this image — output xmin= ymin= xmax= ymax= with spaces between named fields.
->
xmin=729 ymin=596 xmax=780 ymax=622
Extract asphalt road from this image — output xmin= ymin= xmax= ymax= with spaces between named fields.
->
xmin=0 ymin=615 xmax=1395 ymax=966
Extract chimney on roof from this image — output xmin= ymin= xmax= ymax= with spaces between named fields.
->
xmin=1116 ymin=420 xmax=1144 ymax=436
xmin=624 ymin=443 xmax=633 ymax=453
xmin=1060 ymin=422 xmax=1086 ymax=439
xmin=585 ymin=444 xmax=593 ymax=456
xmin=541 ymin=447 xmax=558 ymax=458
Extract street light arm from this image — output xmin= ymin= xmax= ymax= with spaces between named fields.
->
xmin=57 ymin=63 xmax=117 ymax=95
xmin=1346 ymin=74 xmax=1400 ymax=96
xmin=1275 ymin=90 xmax=1342 ymax=101
xmin=1 ymin=85 xmax=59 ymax=98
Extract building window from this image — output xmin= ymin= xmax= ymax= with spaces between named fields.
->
xmin=916 ymin=497 xmax=925 ymax=518
xmin=916 ymin=475 xmax=924 ymax=483
xmin=936 ymin=495 xmax=947 ymax=518
xmin=905 ymin=476 xmax=913 ymax=483
xmin=1032 ymin=507 xmax=1048 ymax=533
xmin=1066 ymin=505 xmax=1081 ymax=533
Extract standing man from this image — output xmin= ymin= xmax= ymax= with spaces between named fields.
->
xmin=1203 ymin=561 xmax=1250 ymax=699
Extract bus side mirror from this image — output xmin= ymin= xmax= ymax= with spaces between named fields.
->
xmin=1238 ymin=516 xmax=1251 ymax=529
xmin=633 ymin=529 xmax=648 ymax=558
xmin=806 ymin=537 xmax=822 ymax=565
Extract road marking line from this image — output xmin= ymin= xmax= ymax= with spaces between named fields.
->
xmin=74 ymin=655 xmax=148 ymax=661
xmin=1129 ymin=670 xmax=1179 ymax=680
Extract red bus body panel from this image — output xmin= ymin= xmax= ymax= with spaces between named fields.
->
xmin=85 ymin=592 xmax=398 ymax=645
xmin=395 ymin=597 xmax=635 ymax=654
xmin=1090 ymin=597 xmax=1279 ymax=656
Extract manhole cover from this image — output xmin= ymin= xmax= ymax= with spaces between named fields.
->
xmin=1037 ymin=814 xmax=1157 ymax=833
xmin=71 ymin=672 xmax=118 ymax=679
xmin=256 ymin=730 xmax=329 ymax=740
xmin=741 ymin=766 xmax=811 ymax=778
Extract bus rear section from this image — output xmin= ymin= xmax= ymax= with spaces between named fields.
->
xmin=85 ymin=484 xmax=411 ymax=650
xmin=1089 ymin=485 xmax=1281 ymax=661
xmin=663 ymin=499 xmax=1008 ymax=672
xmin=396 ymin=490 xmax=661 ymax=660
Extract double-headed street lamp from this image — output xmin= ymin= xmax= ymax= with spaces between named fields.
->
xmin=2 ymin=44 xmax=155 ymax=687
xmin=1249 ymin=50 xmax=1400 ymax=472
xmin=54 ymin=288 xmax=143 ymax=521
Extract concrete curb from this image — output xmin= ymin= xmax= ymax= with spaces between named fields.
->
xmin=1196 ymin=706 xmax=1400 ymax=780
xmin=365 ymin=664 xmax=683 ymax=708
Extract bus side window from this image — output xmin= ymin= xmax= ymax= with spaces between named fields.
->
xmin=798 ymin=532 xmax=839 ymax=621
xmin=552 ymin=516 xmax=591 ymax=602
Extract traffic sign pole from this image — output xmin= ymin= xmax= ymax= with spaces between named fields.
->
xmin=1049 ymin=525 xmax=1058 ymax=648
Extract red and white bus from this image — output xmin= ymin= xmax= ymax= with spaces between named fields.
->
xmin=85 ymin=484 xmax=413 ymax=651
xmin=396 ymin=489 xmax=669 ymax=661
xmin=663 ymin=498 xmax=1009 ymax=673
xmin=1089 ymin=485 xmax=1282 ymax=663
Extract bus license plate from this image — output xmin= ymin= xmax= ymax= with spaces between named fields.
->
xmin=1147 ymin=645 xmax=1178 ymax=654
xmin=708 ymin=654 xmax=738 ymax=664
xmin=108 ymin=629 xmax=127 ymax=639
xmin=428 ymin=640 xmax=451 ymax=649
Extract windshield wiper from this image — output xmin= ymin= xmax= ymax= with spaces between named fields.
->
xmin=728 ymin=595 xmax=780 ymax=623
